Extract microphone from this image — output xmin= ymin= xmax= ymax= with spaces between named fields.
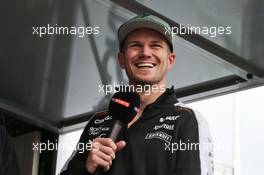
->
xmin=94 ymin=91 xmax=140 ymax=175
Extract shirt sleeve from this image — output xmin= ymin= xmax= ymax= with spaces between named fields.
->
xmin=174 ymin=109 xmax=214 ymax=175
xmin=174 ymin=110 xmax=201 ymax=175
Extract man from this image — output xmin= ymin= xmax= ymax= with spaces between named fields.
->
xmin=0 ymin=125 xmax=21 ymax=175
xmin=60 ymin=13 xmax=214 ymax=175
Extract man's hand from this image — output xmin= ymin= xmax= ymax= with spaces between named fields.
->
xmin=86 ymin=138 xmax=126 ymax=173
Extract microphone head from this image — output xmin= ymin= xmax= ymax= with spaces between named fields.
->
xmin=109 ymin=91 xmax=140 ymax=124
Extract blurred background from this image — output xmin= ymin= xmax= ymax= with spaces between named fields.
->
xmin=0 ymin=0 xmax=263 ymax=175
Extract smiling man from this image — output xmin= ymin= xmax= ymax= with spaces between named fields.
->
xmin=118 ymin=28 xmax=175 ymax=85
xmin=60 ymin=13 xmax=214 ymax=175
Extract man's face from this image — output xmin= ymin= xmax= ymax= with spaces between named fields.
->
xmin=118 ymin=29 xmax=175 ymax=85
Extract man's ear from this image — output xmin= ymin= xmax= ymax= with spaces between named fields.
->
xmin=167 ymin=52 xmax=176 ymax=69
xmin=118 ymin=52 xmax=126 ymax=69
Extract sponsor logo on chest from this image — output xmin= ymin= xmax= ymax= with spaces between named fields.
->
xmin=154 ymin=124 xmax=175 ymax=130
xmin=89 ymin=126 xmax=110 ymax=135
xmin=94 ymin=115 xmax=112 ymax=124
xmin=159 ymin=115 xmax=180 ymax=122
xmin=145 ymin=131 xmax=172 ymax=144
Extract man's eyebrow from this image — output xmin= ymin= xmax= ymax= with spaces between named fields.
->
xmin=150 ymin=40 xmax=163 ymax=44
xmin=126 ymin=40 xmax=163 ymax=45
xmin=126 ymin=41 xmax=141 ymax=45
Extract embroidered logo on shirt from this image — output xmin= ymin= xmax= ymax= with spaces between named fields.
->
xmin=145 ymin=131 xmax=172 ymax=143
xmin=94 ymin=115 xmax=112 ymax=124
xmin=89 ymin=126 xmax=110 ymax=135
xmin=154 ymin=124 xmax=175 ymax=130
xmin=159 ymin=115 xmax=180 ymax=122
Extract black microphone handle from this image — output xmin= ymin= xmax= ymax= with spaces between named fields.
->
xmin=94 ymin=120 xmax=124 ymax=175
xmin=93 ymin=167 xmax=103 ymax=175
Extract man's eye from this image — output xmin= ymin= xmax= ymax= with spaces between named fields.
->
xmin=130 ymin=44 xmax=141 ymax=47
xmin=151 ymin=44 xmax=161 ymax=48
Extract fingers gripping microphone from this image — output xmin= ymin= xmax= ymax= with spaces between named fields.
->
xmin=94 ymin=91 xmax=140 ymax=175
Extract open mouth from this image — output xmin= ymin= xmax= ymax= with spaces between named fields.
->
xmin=135 ymin=62 xmax=156 ymax=68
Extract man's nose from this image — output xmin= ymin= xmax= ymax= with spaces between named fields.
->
xmin=140 ymin=45 xmax=152 ymax=58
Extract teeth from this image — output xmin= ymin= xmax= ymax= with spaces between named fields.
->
xmin=135 ymin=63 xmax=155 ymax=68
